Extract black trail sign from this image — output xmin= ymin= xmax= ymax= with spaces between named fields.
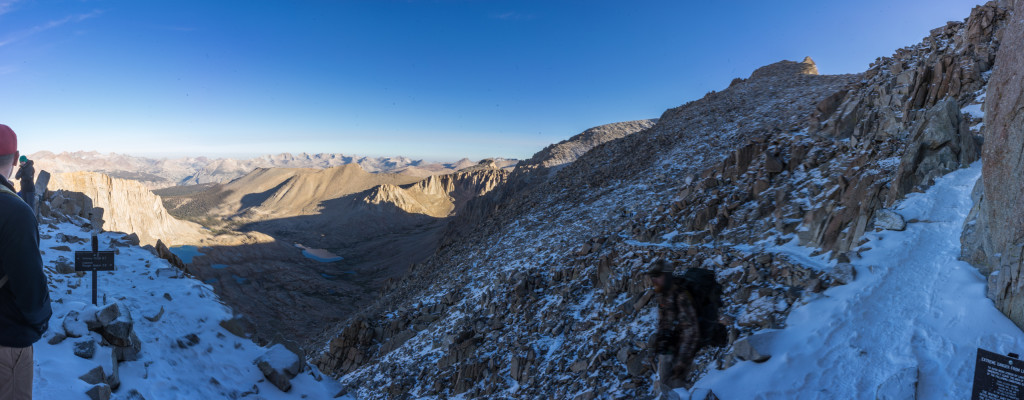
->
xmin=973 ymin=348 xmax=1024 ymax=400
xmin=74 ymin=251 xmax=114 ymax=271
xmin=74 ymin=236 xmax=115 ymax=305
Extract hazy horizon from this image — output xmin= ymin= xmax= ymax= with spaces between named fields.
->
xmin=26 ymin=148 xmax=514 ymax=164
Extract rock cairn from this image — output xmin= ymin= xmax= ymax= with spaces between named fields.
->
xmin=54 ymin=302 xmax=142 ymax=398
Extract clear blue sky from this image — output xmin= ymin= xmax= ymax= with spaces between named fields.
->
xmin=0 ymin=0 xmax=986 ymax=161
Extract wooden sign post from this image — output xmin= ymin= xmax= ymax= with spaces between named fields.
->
xmin=74 ymin=235 xmax=115 ymax=305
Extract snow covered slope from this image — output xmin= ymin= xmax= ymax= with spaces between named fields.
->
xmin=696 ymin=163 xmax=1024 ymax=399
xmin=33 ymin=222 xmax=346 ymax=399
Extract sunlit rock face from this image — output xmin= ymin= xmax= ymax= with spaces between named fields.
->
xmin=47 ymin=171 xmax=208 ymax=247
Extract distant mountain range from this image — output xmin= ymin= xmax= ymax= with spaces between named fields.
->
xmin=29 ymin=150 xmax=518 ymax=188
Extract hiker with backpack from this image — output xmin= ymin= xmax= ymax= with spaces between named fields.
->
xmin=0 ymin=124 xmax=53 ymax=399
xmin=648 ymin=259 xmax=727 ymax=393
xmin=14 ymin=155 xmax=35 ymax=215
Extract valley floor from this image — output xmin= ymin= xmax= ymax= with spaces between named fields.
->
xmin=693 ymin=163 xmax=1024 ymax=399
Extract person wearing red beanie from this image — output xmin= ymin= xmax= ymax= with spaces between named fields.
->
xmin=0 ymin=123 xmax=52 ymax=400
xmin=0 ymin=124 xmax=16 ymax=155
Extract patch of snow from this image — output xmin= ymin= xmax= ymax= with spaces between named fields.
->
xmin=257 ymin=344 xmax=300 ymax=372
xmin=962 ymin=103 xmax=985 ymax=120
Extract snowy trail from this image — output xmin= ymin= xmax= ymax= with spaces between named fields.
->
xmin=696 ymin=163 xmax=1024 ymax=399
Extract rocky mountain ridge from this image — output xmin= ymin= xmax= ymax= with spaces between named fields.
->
xmin=215 ymin=164 xmax=425 ymax=224
xmin=363 ymin=162 xmax=508 ymax=218
xmin=314 ymin=3 xmax=1010 ymax=399
xmin=30 ymin=150 xmax=518 ymax=189
xmin=516 ymin=119 xmax=658 ymax=178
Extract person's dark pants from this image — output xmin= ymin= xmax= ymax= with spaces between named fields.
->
xmin=17 ymin=192 xmax=35 ymax=215
xmin=0 ymin=345 xmax=33 ymax=400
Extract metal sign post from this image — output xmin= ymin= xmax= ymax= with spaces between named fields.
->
xmin=74 ymin=235 xmax=115 ymax=305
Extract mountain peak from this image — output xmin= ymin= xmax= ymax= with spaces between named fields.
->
xmin=750 ymin=58 xmax=820 ymax=80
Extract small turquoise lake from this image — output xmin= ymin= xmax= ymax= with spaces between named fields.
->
xmin=169 ymin=245 xmax=205 ymax=264
xmin=295 ymin=244 xmax=344 ymax=263
xmin=302 ymin=250 xmax=344 ymax=263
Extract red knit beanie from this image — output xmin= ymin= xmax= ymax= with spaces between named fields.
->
xmin=0 ymin=124 xmax=16 ymax=155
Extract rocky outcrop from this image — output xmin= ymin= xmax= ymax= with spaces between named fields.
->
xmin=889 ymin=98 xmax=979 ymax=197
xmin=811 ymin=4 xmax=1001 ymax=141
xmin=254 ymin=344 xmax=303 ymax=392
xmin=155 ymin=240 xmax=186 ymax=271
xmin=732 ymin=330 xmax=779 ymax=362
xmin=749 ymin=57 xmax=818 ymax=79
xmin=444 ymin=120 xmax=659 ymax=246
xmin=519 ymin=120 xmax=657 ymax=177
xmin=362 ymin=164 xmax=508 ymax=218
xmin=56 ymin=302 xmax=143 ymax=394
xmin=46 ymin=172 xmax=208 ymax=247
xmin=640 ymin=61 xmax=988 ymax=259
xmin=669 ymin=2 xmax=1003 ymax=256
xmin=961 ymin=0 xmax=1024 ymax=328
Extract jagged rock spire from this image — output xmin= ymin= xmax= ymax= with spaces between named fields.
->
xmin=801 ymin=56 xmax=819 ymax=75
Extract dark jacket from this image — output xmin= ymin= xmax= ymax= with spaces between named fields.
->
xmin=0 ymin=175 xmax=51 ymax=347
xmin=14 ymin=159 xmax=34 ymax=193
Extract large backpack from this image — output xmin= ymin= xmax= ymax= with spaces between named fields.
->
xmin=678 ymin=268 xmax=728 ymax=348
xmin=0 ymin=183 xmax=22 ymax=289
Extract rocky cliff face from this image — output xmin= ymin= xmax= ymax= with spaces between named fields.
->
xmin=46 ymin=171 xmax=209 ymax=247
xmin=961 ymin=0 xmax=1024 ymax=328
xmin=314 ymin=3 xmax=1009 ymax=399
xmin=780 ymin=4 xmax=998 ymax=256
xmin=362 ymin=164 xmax=508 ymax=218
